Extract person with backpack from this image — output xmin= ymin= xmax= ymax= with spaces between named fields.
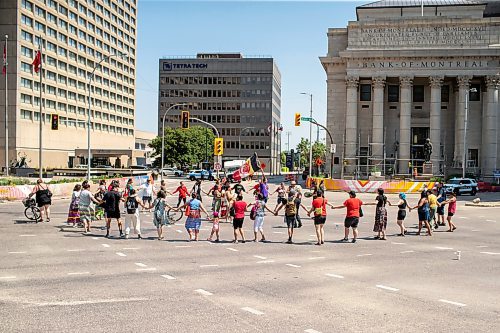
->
xmin=150 ymin=190 xmax=173 ymax=240
xmin=247 ymin=193 xmax=275 ymax=242
xmin=275 ymin=191 xmax=308 ymax=244
xmin=307 ymin=191 xmax=334 ymax=245
xmin=124 ymin=188 xmax=147 ymax=239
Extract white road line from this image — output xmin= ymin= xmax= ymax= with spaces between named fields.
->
xmin=195 ymin=289 xmax=213 ymax=296
xmin=439 ymin=299 xmax=466 ymax=307
xmin=226 ymin=247 xmax=238 ymax=252
xmin=92 ymin=237 xmax=99 ymax=240
xmin=471 ymin=230 xmax=480 ymax=232
xmin=305 ymin=329 xmax=322 ymax=333
xmin=273 ymin=231 xmax=284 ymax=234
xmin=67 ymin=272 xmax=90 ymax=275
xmin=176 ymin=230 xmax=183 ymax=233
xmin=241 ymin=307 xmax=264 ymax=315
xmin=480 ymin=251 xmax=500 ymax=255
xmin=116 ymin=252 xmax=127 ymax=257
xmin=476 ymin=245 xmax=488 ymax=248
xmin=325 ymin=273 xmax=344 ymax=279
xmin=101 ymin=244 xmax=110 ymax=248
xmin=8 ymin=251 xmax=27 ymax=254
xmin=175 ymin=245 xmax=192 ymax=248
xmin=135 ymin=262 xmax=147 ymax=267
xmin=435 ymin=246 xmax=453 ymax=250
xmin=286 ymin=264 xmax=301 ymax=268
xmin=459 ymin=216 xmax=469 ymax=219
xmin=308 ymin=257 xmax=326 ymax=260
xmin=123 ymin=247 xmax=139 ymax=250
xmin=200 ymin=264 xmax=219 ymax=268
xmin=161 ymin=274 xmax=176 ymax=280
xmin=486 ymin=219 xmax=496 ymax=222
xmin=357 ymin=254 xmax=373 ymax=257
xmin=67 ymin=249 xmax=84 ymax=252
xmin=254 ymin=255 xmax=267 ymax=260
xmin=401 ymin=250 xmax=415 ymax=254
xmin=35 ymin=297 xmax=147 ymax=307
xmin=309 ymin=235 xmax=316 ymax=237
xmin=376 ymin=285 xmax=399 ymax=292
xmin=136 ymin=267 xmax=157 ymax=271
xmin=19 ymin=234 xmax=36 ymax=237
xmin=310 ymin=250 xmax=321 ymax=253
xmin=257 ymin=260 xmax=275 ymax=264
xmin=391 ymin=242 xmax=406 ymax=245
xmin=0 ymin=276 xmax=16 ymax=280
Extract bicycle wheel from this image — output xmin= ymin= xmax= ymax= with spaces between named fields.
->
xmin=167 ymin=207 xmax=183 ymax=222
xmin=25 ymin=207 xmax=41 ymax=222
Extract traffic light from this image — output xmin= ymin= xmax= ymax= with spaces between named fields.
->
xmin=181 ymin=111 xmax=189 ymax=129
xmin=51 ymin=114 xmax=59 ymax=130
xmin=294 ymin=113 xmax=301 ymax=126
xmin=214 ymin=138 xmax=224 ymax=156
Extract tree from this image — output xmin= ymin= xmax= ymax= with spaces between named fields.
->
xmin=149 ymin=126 xmax=215 ymax=169
xmin=295 ymin=139 xmax=327 ymax=173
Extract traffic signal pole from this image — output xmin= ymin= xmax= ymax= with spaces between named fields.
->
xmin=190 ymin=117 xmax=221 ymax=179
xmin=308 ymin=119 xmax=334 ymax=179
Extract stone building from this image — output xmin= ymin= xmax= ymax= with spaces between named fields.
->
xmin=320 ymin=0 xmax=500 ymax=180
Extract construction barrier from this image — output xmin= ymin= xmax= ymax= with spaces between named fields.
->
xmin=307 ymin=177 xmax=436 ymax=194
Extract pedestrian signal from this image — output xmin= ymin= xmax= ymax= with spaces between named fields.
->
xmin=181 ymin=111 xmax=189 ymax=129
xmin=295 ymin=113 xmax=301 ymax=126
xmin=51 ymin=114 xmax=59 ymax=130
xmin=214 ymin=138 xmax=224 ymax=156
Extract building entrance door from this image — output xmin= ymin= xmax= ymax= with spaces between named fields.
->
xmin=411 ymin=127 xmax=430 ymax=170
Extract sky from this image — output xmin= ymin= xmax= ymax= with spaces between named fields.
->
xmin=135 ymin=0 xmax=363 ymax=149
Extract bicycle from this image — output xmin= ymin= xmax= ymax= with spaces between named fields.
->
xmin=22 ymin=198 xmax=42 ymax=223
xmin=166 ymin=207 xmax=183 ymax=223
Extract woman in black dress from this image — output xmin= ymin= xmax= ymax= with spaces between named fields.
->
xmin=29 ymin=179 xmax=52 ymax=222
xmin=372 ymin=188 xmax=391 ymax=240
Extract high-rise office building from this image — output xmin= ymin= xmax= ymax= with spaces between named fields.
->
xmin=158 ymin=53 xmax=282 ymax=174
xmin=0 ymin=0 xmax=137 ymax=170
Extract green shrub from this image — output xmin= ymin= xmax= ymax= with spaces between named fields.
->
xmin=0 ymin=178 xmax=33 ymax=186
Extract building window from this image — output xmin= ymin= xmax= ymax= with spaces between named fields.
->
xmin=467 ymin=149 xmax=478 ymax=167
xmin=441 ymin=85 xmax=450 ymax=103
xmin=469 ymin=84 xmax=481 ymax=101
xmin=359 ymin=84 xmax=371 ymax=101
xmin=388 ymin=85 xmax=399 ymax=103
xmin=413 ymin=85 xmax=424 ymax=102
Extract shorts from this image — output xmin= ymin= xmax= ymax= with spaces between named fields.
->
xmin=233 ymin=218 xmax=244 ymax=229
xmin=314 ymin=216 xmax=326 ymax=225
xmin=285 ymin=215 xmax=297 ymax=228
xmin=142 ymin=196 xmax=152 ymax=203
xmin=448 ymin=212 xmax=455 ymax=217
xmin=397 ymin=210 xmax=406 ymax=221
xmin=344 ymin=217 xmax=359 ymax=228
xmin=106 ymin=210 xmax=120 ymax=219
xmin=418 ymin=211 xmax=430 ymax=221
xmin=437 ymin=206 xmax=445 ymax=216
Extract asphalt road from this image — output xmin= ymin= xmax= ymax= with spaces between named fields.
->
xmin=1 ymin=179 xmax=499 ymax=333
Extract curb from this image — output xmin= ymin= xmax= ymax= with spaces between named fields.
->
xmin=465 ymin=202 xmax=500 ymax=207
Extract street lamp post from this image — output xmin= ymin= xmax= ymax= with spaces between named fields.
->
xmin=238 ymin=127 xmax=255 ymax=159
xmin=87 ymin=52 xmax=128 ymax=181
xmin=160 ymin=103 xmax=188 ymax=181
xmin=463 ymin=87 xmax=477 ymax=178
xmin=301 ymin=93 xmax=313 ymax=177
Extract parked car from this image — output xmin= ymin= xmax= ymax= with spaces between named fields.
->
xmin=443 ymin=178 xmax=478 ymax=196
xmin=187 ymin=169 xmax=213 ymax=181
xmin=130 ymin=165 xmax=149 ymax=170
xmin=95 ymin=165 xmax=113 ymax=169
xmin=162 ymin=167 xmax=184 ymax=177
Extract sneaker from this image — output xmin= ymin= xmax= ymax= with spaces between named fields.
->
xmin=341 ymin=237 xmax=348 ymax=242
xmin=297 ymin=222 xmax=302 ymax=228
xmin=352 ymin=238 xmax=357 ymax=243
xmin=138 ymin=234 xmax=142 ymax=239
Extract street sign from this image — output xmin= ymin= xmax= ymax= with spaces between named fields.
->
xmin=214 ymin=162 xmax=222 ymax=171
xmin=300 ymin=117 xmax=312 ymax=121
xmin=330 ymin=144 xmax=336 ymax=154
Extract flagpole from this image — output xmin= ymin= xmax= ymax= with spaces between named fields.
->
xmin=4 ymin=35 xmax=8 ymax=176
xmin=38 ymin=39 xmax=43 ymax=178
xmin=421 ymin=0 xmax=424 ymax=16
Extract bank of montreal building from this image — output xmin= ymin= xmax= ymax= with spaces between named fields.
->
xmin=321 ymin=0 xmax=500 ymax=180
xmin=158 ymin=54 xmax=282 ymax=174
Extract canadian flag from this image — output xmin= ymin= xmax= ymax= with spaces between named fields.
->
xmin=32 ymin=50 xmax=41 ymax=73
xmin=2 ymin=43 xmax=6 ymax=75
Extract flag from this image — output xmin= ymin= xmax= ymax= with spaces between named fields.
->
xmin=32 ymin=50 xmax=41 ymax=73
xmin=2 ymin=42 xmax=6 ymax=75
xmin=232 ymin=153 xmax=261 ymax=181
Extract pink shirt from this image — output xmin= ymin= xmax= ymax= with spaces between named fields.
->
xmin=448 ymin=199 xmax=457 ymax=214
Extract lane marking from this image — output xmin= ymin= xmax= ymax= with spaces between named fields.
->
xmin=309 ymin=235 xmax=316 ymax=237
xmin=305 ymin=329 xmax=322 ymax=333
xmin=19 ymin=234 xmax=36 ymax=237
xmin=257 ymin=260 xmax=275 ymax=264
xmin=67 ymin=272 xmax=90 ymax=275
xmin=175 ymin=245 xmax=192 ymax=248
xmin=67 ymin=249 xmax=84 ymax=252
xmin=480 ymin=252 xmax=500 ymax=255
xmin=325 ymin=273 xmax=344 ymax=279
xmin=401 ymin=250 xmax=415 ymax=254
xmin=241 ymin=307 xmax=264 ymax=315
xmin=435 ymin=247 xmax=453 ymax=250
xmin=195 ymin=289 xmax=213 ymax=296
xmin=310 ymin=250 xmax=321 ymax=253
xmin=136 ymin=267 xmax=157 ymax=271
xmin=92 ymin=237 xmax=99 ymax=240
xmin=286 ymin=264 xmax=301 ymax=268
xmin=226 ymin=247 xmax=238 ymax=252
xmin=273 ymin=231 xmax=284 ymax=234
xmin=35 ymin=297 xmax=147 ymax=307
xmin=308 ymin=257 xmax=325 ymax=260
xmin=357 ymin=254 xmax=373 ymax=257
xmin=8 ymin=251 xmax=27 ymax=254
xmin=0 ymin=276 xmax=16 ymax=280
xmin=116 ymin=252 xmax=127 ymax=257
xmin=439 ymin=299 xmax=466 ymax=307
xmin=135 ymin=263 xmax=147 ymax=267
xmin=459 ymin=217 xmax=469 ymax=219
xmin=471 ymin=230 xmax=480 ymax=232
xmin=254 ymin=255 xmax=267 ymax=260
xmin=176 ymin=230 xmax=183 ymax=233
xmin=476 ymin=245 xmax=488 ymax=248
xmin=391 ymin=242 xmax=406 ymax=245
xmin=376 ymin=285 xmax=399 ymax=292
xmin=161 ymin=274 xmax=176 ymax=280
xmin=486 ymin=219 xmax=496 ymax=222
xmin=101 ymin=244 xmax=110 ymax=248
xmin=200 ymin=264 xmax=219 ymax=268
xmin=123 ymin=247 xmax=139 ymax=250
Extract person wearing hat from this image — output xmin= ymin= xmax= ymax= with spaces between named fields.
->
xmin=275 ymin=190 xmax=308 ymax=244
xmin=331 ymin=190 xmax=363 ymax=243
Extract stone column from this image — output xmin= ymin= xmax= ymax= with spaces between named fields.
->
xmin=454 ymin=75 xmax=472 ymax=167
xmin=429 ymin=76 xmax=444 ymax=174
xmin=345 ymin=76 xmax=359 ymax=175
xmin=372 ymin=77 xmax=386 ymax=165
xmin=482 ymin=76 xmax=499 ymax=176
xmin=398 ymin=76 xmax=413 ymax=174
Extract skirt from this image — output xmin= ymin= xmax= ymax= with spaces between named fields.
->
xmin=79 ymin=206 xmax=92 ymax=222
xmin=373 ymin=207 xmax=387 ymax=232
xmin=67 ymin=207 xmax=80 ymax=223
xmin=185 ymin=209 xmax=202 ymax=230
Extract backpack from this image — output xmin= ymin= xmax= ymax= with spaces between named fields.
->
xmin=285 ymin=199 xmax=296 ymax=216
xmin=153 ymin=199 xmax=164 ymax=222
xmin=126 ymin=197 xmax=138 ymax=214
xmin=250 ymin=204 xmax=257 ymax=220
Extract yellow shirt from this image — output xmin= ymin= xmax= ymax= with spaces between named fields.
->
xmin=428 ymin=194 xmax=438 ymax=208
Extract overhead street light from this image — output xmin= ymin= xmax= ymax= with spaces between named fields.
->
xmin=160 ymin=103 xmax=189 ymax=181
xmin=300 ymin=92 xmax=313 ymax=178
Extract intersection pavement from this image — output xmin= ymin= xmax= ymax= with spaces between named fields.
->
xmin=1 ymin=179 xmax=499 ymax=332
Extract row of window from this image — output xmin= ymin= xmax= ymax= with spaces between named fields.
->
xmin=358 ymin=84 xmax=482 ymax=103
xmin=20 ymin=109 xmax=134 ymax=135
xmin=159 ymin=101 xmax=271 ymax=112
xmin=163 ymin=114 xmax=270 ymax=125
xmin=224 ymin=141 xmax=269 ymax=150
xmin=160 ymin=89 xmax=272 ymax=99
xmin=160 ymin=76 xmax=273 ymax=85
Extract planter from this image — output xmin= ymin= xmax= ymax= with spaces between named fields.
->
xmin=371 ymin=171 xmax=381 ymax=177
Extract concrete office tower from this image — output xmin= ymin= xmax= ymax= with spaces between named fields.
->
xmin=0 ymin=0 xmax=137 ymax=170
xmin=320 ymin=0 xmax=500 ymax=180
xmin=158 ymin=53 xmax=282 ymax=174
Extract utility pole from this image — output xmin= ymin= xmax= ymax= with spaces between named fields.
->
xmin=300 ymin=93 xmax=313 ymax=177
xmin=286 ymin=131 xmax=291 ymax=152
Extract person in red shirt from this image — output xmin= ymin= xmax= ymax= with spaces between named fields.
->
xmin=307 ymin=191 xmax=335 ymax=245
xmin=231 ymin=195 xmax=247 ymax=243
xmin=331 ymin=191 xmax=363 ymax=243
xmin=172 ymin=181 xmax=188 ymax=207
